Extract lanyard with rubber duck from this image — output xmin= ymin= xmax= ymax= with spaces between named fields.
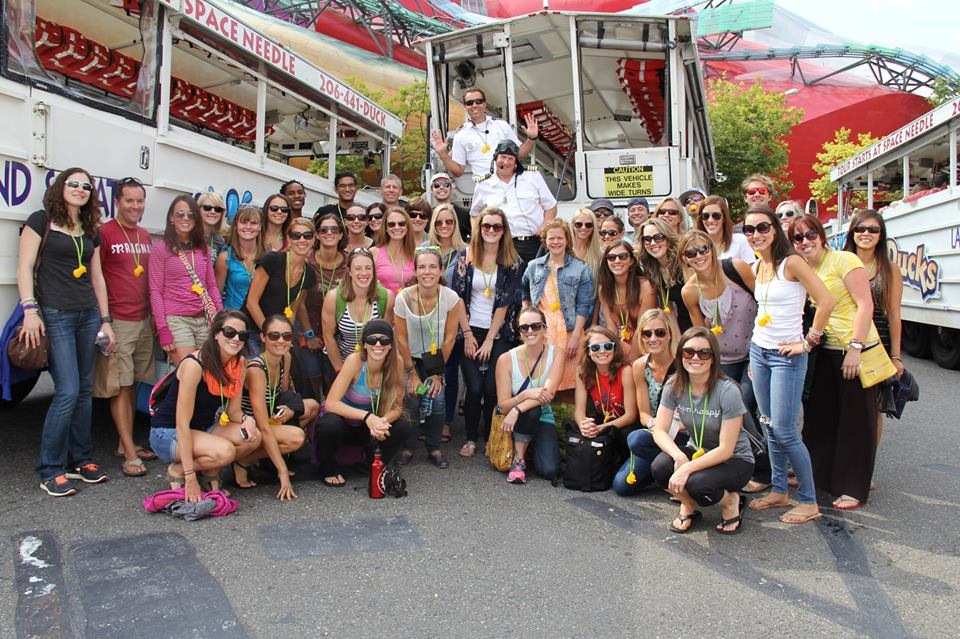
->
xmin=688 ymin=384 xmax=708 ymax=460
xmin=284 ymin=252 xmax=306 ymax=319
xmin=115 ymin=218 xmax=145 ymax=277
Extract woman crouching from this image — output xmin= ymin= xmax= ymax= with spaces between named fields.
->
xmin=650 ymin=327 xmax=754 ymax=534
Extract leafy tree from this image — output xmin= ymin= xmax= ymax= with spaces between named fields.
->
xmin=706 ymin=77 xmax=803 ymax=218
xmin=927 ymin=76 xmax=960 ymax=107
xmin=809 ymin=128 xmax=880 ymax=212
xmin=308 ymin=78 xmax=429 ymax=196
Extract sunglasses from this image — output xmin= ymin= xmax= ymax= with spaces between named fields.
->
xmin=587 ymin=341 xmax=616 ymax=353
xmin=350 ymin=247 xmax=373 ymax=256
xmin=432 ymin=181 xmax=452 ymax=189
xmin=791 ymin=230 xmax=819 ymax=244
xmin=387 ymin=220 xmax=407 ymax=228
xmin=369 ymin=212 xmax=384 ymax=220
xmin=606 ymin=251 xmax=631 ymax=263
xmin=742 ymin=222 xmax=773 ymax=236
xmin=434 ymin=218 xmax=455 ymax=227
xmin=776 ymin=209 xmax=800 ymax=219
xmin=518 ymin=322 xmax=544 ymax=333
xmin=317 ymin=226 xmax=340 ymax=235
xmin=642 ymin=233 xmax=667 ymax=245
xmin=481 ymin=222 xmax=504 ymax=232
xmin=658 ymin=208 xmax=680 ymax=216
xmin=65 ymin=179 xmax=94 ymax=192
xmin=220 ymin=326 xmax=250 ymax=341
xmin=683 ymin=244 xmax=711 ymax=259
xmin=268 ymin=205 xmax=290 ymax=213
xmin=853 ymin=225 xmax=881 ymax=234
xmin=699 ymin=211 xmax=723 ymax=221
xmin=288 ymin=231 xmax=315 ymax=240
xmin=201 ymin=204 xmax=225 ymax=214
xmin=363 ymin=334 xmax=393 ymax=346
xmin=641 ymin=328 xmax=669 ymax=339
xmin=573 ymin=221 xmax=594 ymax=229
xmin=173 ymin=210 xmax=195 ymax=219
xmin=681 ymin=347 xmax=713 ymax=360
xmin=345 ymin=214 xmax=367 ymax=222
xmin=594 ymin=210 xmax=614 ymax=218
xmin=599 ymin=229 xmax=621 ymax=238
xmin=409 ymin=212 xmax=431 ymax=220
xmin=265 ymin=331 xmax=294 ymax=342
xmin=464 ymin=98 xmax=485 ymax=107
xmin=745 ymin=187 xmax=769 ymax=196
xmin=118 ymin=176 xmax=143 ymax=186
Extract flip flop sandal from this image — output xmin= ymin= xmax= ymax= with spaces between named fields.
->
xmin=779 ymin=509 xmax=823 ymax=524
xmin=832 ymin=496 xmax=862 ymax=511
xmin=741 ymin=481 xmax=771 ymax=494
xmin=749 ymin=495 xmax=794 ymax=511
xmin=716 ymin=496 xmax=746 ymax=535
xmin=322 ymin=475 xmax=347 ymax=487
xmin=459 ymin=441 xmax=477 ymax=458
xmin=669 ymin=510 xmax=702 ymax=534
xmin=115 ymin=446 xmax=157 ymax=461
xmin=121 ymin=459 xmax=148 ymax=477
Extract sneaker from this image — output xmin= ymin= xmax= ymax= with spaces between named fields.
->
xmin=65 ymin=463 xmax=109 ymax=484
xmin=40 ymin=474 xmax=79 ymax=497
xmin=507 ymin=459 xmax=526 ymax=484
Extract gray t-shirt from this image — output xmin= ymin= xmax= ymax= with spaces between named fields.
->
xmin=660 ymin=377 xmax=753 ymax=463
xmin=394 ymin=286 xmax=459 ymax=358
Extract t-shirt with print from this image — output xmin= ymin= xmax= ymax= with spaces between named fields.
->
xmin=393 ymin=286 xmax=459 ymax=358
xmin=25 ymin=210 xmax=99 ymax=311
xmin=98 ymin=218 xmax=151 ymax=321
xmin=659 ymin=377 xmax=753 ymax=463
xmin=250 ymin=251 xmax=317 ymax=320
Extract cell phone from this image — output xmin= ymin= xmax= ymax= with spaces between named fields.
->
xmin=274 ymin=407 xmax=285 ymax=418
xmin=239 ymin=427 xmax=249 ymax=441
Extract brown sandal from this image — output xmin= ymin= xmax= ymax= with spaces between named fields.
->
xmin=459 ymin=441 xmax=477 ymax=458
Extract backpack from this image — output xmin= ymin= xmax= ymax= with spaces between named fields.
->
xmin=334 ymin=284 xmax=389 ymax=333
xmin=148 ymin=354 xmax=199 ymax=416
xmin=561 ymin=418 xmax=616 ymax=492
xmin=721 ymin=258 xmax=753 ymax=294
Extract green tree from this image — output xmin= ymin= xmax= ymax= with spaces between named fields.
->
xmin=308 ymin=78 xmax=429 ymax=196
xmin=927 ymin=76 xmax=960 ymax=107
xmin=808 ymin=128 xmax=880 ymax=212
xmin=706 ymin=77 xmax=803 ymax=218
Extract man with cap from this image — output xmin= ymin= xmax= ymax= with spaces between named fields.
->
xmin=430 ymin=172 xmax=471 ymax=242
xmin=470 ymin=139 xmax=557 ymax=268
xmin=623 ymin=197 xmax=649 ymax=244
xmin=430 ymin=87 xmax=539 ymax=179
xmin=679 ymin=188 xmax=706 ymax=216
xmin=590 ymin=198 xmax=616 ymax=221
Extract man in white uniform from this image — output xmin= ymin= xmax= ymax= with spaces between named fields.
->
xmin=430 ymin=88 xmax=539 ymax=178
xmin=470 ymin=140 xmax=557 ymax=268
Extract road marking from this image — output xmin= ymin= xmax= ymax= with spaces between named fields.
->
xmin=924 ymin=463 xmax=960 ymax=478
xmin=14 ymin=531 xmax=74 ymax=639
xmin=258 ymin=515 xmax=423 ymax=559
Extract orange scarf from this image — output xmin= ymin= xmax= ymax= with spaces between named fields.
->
xmin=203 ymin=357 xmax=243 ymax=398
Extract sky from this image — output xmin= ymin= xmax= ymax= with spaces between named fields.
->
xmin=776 ymin=0 xmax=960 ymax=59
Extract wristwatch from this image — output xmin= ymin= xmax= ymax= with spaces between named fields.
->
xmin=100 ymin=315 xmax=113 ymax=324
xmin=303 ymin=329 xmax=316 ymax=339
xmin=848 ymin=340 xmax=863 ymax=351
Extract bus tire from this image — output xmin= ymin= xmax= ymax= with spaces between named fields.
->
xmin=931 ymin=326 xmax=960 ymax=370
xmin=901 ymin=321 xmax=931 ymax=359
xmin=0 ymin=375 xmax=40 ymax=409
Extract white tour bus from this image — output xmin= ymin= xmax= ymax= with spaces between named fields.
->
xmin=422 ymin=11 xmax=716 ymax=217
xmin=829 ymin=96 xmax=960 ymax=369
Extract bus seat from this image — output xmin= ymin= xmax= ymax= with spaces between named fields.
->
xmin=45 ymin=26 xmax=90 ymax=71
xmin=34 ymin=18 xmax=63 ymax=56
xmin=66 ymin=39 xmax=111 ymax=82
xmin=97 ymin=52 xmax=139 ymax=97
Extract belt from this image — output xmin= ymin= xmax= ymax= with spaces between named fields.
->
xmin=513 ymin=236 xmax=540 ymax=242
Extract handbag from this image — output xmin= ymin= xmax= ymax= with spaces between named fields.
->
xmin=419 ymin=351 xmax=445 ymax=377
xmin=561 ymin=418 xmax=616 ymax=492
xmin=857 ymin=342 xmax=897 ymax=389
xmin=176 ymin=248 xmax=218 ymax=324
xmin=486 ymin=409 xmax=514 ymax=472
xmin=7 ymin=325 xmax=48 ymax=370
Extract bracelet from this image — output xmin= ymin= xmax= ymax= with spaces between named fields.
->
xmin=183 ymin=470 xmax=195 ymax=476
xmin=362 ymin=411 xmax=373 ymax=425
xmin=100 ymin=315 xmax=113 ymax=324
xmin=808 ymin=327 xmax=824 ymax=338
xmin=891 ymin=356 xmax=903 ymax=362
xmin=462 ymin=329 xmax=473 ymax=335
xmin=802 ymin=340 xmax=811 ymax=353
xmin=512 ymin=405 xmax=522 ymax=415
xmin=24 ymin=309 xmax=39 ymax=315
xmin=20 ymin=297 xmax=37 ymax=306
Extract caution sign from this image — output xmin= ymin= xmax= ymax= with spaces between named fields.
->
xmin=604 ymin=166 xmax=654 ymax=197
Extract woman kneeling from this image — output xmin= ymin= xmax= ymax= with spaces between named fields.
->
xmin=651 ymin=327 xmax=754 ymax=534
xmin=149 ymin=311 xmax=262 ymax=501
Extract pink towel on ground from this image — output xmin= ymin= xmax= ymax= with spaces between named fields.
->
xmin=142 ymin=488 xmax=238 ymax=517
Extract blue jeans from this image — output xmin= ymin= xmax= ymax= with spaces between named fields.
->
xmin=36 ymin=306 xmax=100 ymax=480
xmin=613 ymin=429 xmax=689 ymax=496
xmin=512 ymin=407 xmax=560 ymax=480
xmin=749 ymin=343 xmax=816 ymax=504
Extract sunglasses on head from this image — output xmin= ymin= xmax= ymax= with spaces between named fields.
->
xmin=742 ymin=222 xmax=773 ymax=236
xmin=587 ymin=341 xmax=615 ymax=353
xmin=700 ymin=211 xmax=723 ymax=221
xmin=573 ymin=221 xmax=594 ymax=229
xmin=345 ymin=214 xmax=367 ymax=222
xmin=463 ymin=98 xmax=485 ymax=107
xmin=518 ymin=322 xmax=544 ymax=333
xmin=642 ymin=233 xmax=667 ymax=245
xmin=681 ymin=346 xmax=713 ymax=360
xmin=776 ymin=209 xmax=799 ymax=219
xmin=853 ymin=225 xmax=881 ymax=234
xmin=201 ymin=204 xmax=225 ymax=213
xmin=481 ymin=222 xmax=504 ymax=232
xmin=363 ymin=334 xmax=393 ymax=346
xmin=386 ymin=220 xmax=407 ymax=228
xmin=173 ymin=210 xmax=195 ymax=219
xmin=220 ymin=326 xmax=250 ymax=341
xmin=641 ymin=328 xmax=668 ymax=339
xmin=432 ymin=181 xmax=452 ymax=189
xmin=791 ymin=230 xmax=819 ymax=244
xmin=66 ymin=179 xmax=94 ymax=191
xmin=265 ymin=331 xmax=294 ymax=342
xmin=368 ymin=212 xmax=384 ymax=220
xmin=268 ymin=205 xmax=290 ymax=213
xmin=118 ymin=176 xmax=143 ymax=186
xmin=409 ymin=211 xmax=430 ymax=220
xmin=606 ymin=251 xmax=631 ymax=263
xmin=745 ymin=187 xmax=769 ymax=196
xmin=683 ymin=244 xmax=711 ymax=259
xmin=658 ymin=208 xmax=680 ymax=216
xmin=599 ymin=229 xmax=621 ymax=238
xmin=288 ymin=231 xmax=315 ymax=240
xmin=317 ymin=226 xmax=340 ymax=235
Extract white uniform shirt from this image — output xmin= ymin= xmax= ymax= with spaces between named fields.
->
xmin=470 ymin=170 xmax=558 ymax=237
xmin=451 ymin=116 xmax=521 ymax=176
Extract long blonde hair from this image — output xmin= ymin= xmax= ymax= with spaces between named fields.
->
xmin=428 ymin=204 xmax=467 ymax=253
xmin=571 ymin=207 xmax=603 ymax=277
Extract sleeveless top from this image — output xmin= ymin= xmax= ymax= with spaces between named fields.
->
xmin=752 ymin=259 xmax=806 ymax=349
xmin=589 ymin=367 xmax=625 ymax=421
xmin=698 ymin=281 xmax=757 ymax=364
xmin=334 ymin=299 xmax=383 ymax=360
xmin=241 ymin=355 xmax=286 ymax=417
xmin=374 ymin=247 xmax=414 ymax=294
xmin=643 ymin=358 xmax=675 ymax=418
xmin=341 ymin=362 xmax=379 ymax=427
xmin=509 ymin=345 xmax=557 ymax=424
xmin=222 ymin=246 xmax=253 ymax=310
xmin=150 ymin=355 xmax=223 ymax=430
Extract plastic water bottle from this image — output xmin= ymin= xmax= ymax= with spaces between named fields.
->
xmin=418 ymin=377 xmax=434 ymax=424
xmin=95 ymin=331 xmax=110 ymax=356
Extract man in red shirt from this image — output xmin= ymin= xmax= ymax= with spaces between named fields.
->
xmin=93 ymin=177 xmax=155 ymax=477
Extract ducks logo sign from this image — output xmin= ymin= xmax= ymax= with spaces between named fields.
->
xmin=888 ymin=238 xmax=940 ymax=301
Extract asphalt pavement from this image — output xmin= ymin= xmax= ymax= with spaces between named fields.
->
xmin=0 ymin=354 xmax=957 ymax=638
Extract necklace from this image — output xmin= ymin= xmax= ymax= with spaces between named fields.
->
xmin=595 ymin=369 xmax=613 ymax=423
xmin=614 ymin=284 xmax=632 ymax=340
xmin=388 ymin=246 xmax=407 ymax=294
xmin=114 ymin=219 xmax=145 ymax=277
xmin=350 ymin=297 xmax=371 ymax=352
xmin=688 ymin=384 xmax=709 ymax=459
xmin=417 ymin=285 xmax=440 ymax=355
xmin=69 ymin=233 xmax=87 ymax=278
xmin=264 ymin=354 xmax=282 ymax=424
xmin=757 ymin=261 xmax=774 ymax=326
xmin=284 ymin=252 xmax=306 ymax=319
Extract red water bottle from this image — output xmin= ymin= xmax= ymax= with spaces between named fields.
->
xmin=369 ymin=448 xmax=385 ymax=499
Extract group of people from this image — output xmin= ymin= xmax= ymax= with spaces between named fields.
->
xmin=17 ymin=164 xmax=902 ymax=537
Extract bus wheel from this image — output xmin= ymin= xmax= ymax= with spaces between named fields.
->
xmin=901 ymin=321 xmax=931 ymax=359
xmin=931 ymin=327 xmax=960 ymax=370
xmin=0 ymin=375 xmax=40 ymax=409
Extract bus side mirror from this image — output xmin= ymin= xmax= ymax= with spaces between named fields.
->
xmin=805 ymin=199 xmax=818 ymax=216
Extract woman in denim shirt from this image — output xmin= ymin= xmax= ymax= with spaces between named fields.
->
xmin=447 ymin=207 xmax=522 ymax=458
xmin=521 ymin=219 xmax=594 ymax=391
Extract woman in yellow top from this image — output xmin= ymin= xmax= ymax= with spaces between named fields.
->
xmin=790 ymin=215 xmax=880 ymax=511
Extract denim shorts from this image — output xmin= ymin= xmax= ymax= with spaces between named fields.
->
xmin=149 ymin=424 xmax=217 ymax=463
